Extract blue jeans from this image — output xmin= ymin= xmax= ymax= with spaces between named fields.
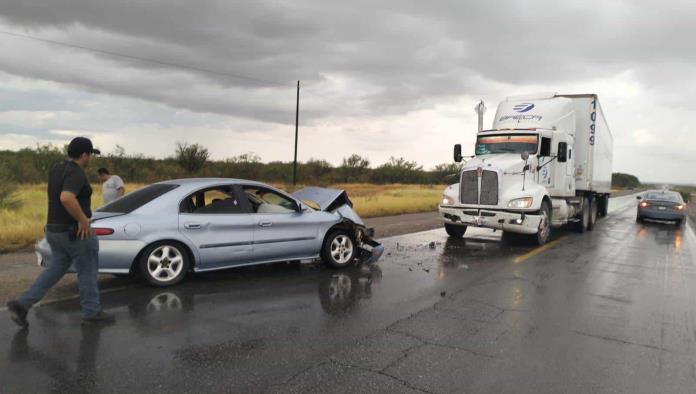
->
xmin=17 ymin=231 xmax=101 ymax=317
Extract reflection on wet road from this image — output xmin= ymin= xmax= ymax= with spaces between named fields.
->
xmin=1 ymin=194 xmax=695 ymax=393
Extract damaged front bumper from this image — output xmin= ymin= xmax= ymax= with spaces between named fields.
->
xmin=438 ymin=205 xmax=541 ymax=235
xmin=357 ymin=228 xmax=384 ymax=264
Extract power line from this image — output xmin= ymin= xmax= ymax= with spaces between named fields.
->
xmin=0 ymin=29 xmax=295 ymax=88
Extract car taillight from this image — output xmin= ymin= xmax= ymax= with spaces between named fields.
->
xmin=639 ymin=201 xmax=648 ymax=208
xmin=94 ymin=228 xmax=114 ymax=236
xmin=674 ymin=204 xmax=685 ymax=211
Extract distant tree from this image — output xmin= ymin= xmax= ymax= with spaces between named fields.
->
xmin=431 ymin=162 xmax=462 ymax=184
xmin=24 ymin=144 xmax=64 ymax=175
xmin=225 ymin=152 xmax=262 ymax=179
xmin=339 ymin=154 xmax=371 ymax=183
xmin=175 ymin=142 xmax=210 ymax=173
xmin=612 ymin=172 xmax=641 ymax=189
xmin=302 ymin=158 xmax=334 ymax=183
xmin=0 ymin=165 xmax=20 ymax=210
xmin=372 ymin=157 xmax=425 ymax=184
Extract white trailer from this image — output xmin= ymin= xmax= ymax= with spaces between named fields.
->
xmin=439 ymin=93 xmax=614 ymax=245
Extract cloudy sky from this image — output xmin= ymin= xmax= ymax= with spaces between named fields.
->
xmin=0 ymin=0 xmax=695 ymax=184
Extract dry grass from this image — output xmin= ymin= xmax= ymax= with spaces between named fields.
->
xmin=0 ymin=183 xmax=444 ymax=252
xmin=0 ymin=183 xmax=144 ymax=253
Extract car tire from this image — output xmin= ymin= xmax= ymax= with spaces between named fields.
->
xmin=444 ymin=223 xmax=467 ymax=238
xmin=576 ymin=197 xmax=590 ymax=233
xmin=321 ymin=230 xmax=357 ymax=269
xmin=138 ymin=241 xmax=190 ymax=287
xmin=675 ymin=218 xmax=684 ymax=227
xmin=532 ymin=201 xmax=552 ymax=245
xmin=587 ymin=198 xmax=598 ymax=231
xmin=636 ymin=215 xmax=643 ymax=223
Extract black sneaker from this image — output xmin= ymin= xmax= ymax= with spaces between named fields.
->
xmin=7 ymin=300 xmax=29 ymax=328
xmin=81 ymin=311 xmax=116 ymax=325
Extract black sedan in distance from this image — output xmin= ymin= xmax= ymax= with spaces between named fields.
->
xmin=636 ymin=190 xmax=687 ymax=226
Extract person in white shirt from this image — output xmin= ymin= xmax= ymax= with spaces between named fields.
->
xmin=97 ymin=167 xmax=125 ymax=205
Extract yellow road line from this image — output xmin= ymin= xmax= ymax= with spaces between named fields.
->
xmin=513 ymin=236 xmax=567 ymax=264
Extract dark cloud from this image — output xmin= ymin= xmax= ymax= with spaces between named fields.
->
xmin=1 ymin=0 xmax=693 ymax=122
xmin=1 ymin=1 xmax=696 ymax=183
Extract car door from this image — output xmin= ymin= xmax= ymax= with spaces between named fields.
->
xmin=178 ymin=184 xmax=255 ymax=270
xmin=241 ymin=185 xmax=320 ymax=263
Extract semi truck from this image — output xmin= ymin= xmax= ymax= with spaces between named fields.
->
xmin=438 ymin=93 xmax=613 ymax=245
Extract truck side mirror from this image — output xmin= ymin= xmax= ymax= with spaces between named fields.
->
xmin=453 ymin=144 xmax=462 ymax=162
xmin=558 ymin=142 xmax=568 ymax=163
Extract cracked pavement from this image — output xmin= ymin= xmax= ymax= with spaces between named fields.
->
xmin=1 ymin=194 xmax=696 ymax=393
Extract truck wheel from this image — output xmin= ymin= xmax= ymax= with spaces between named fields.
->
xmin=444 ymin=223 xmax=467 ymax=238
xmin=533 ymin=201 xmax=552 ymax=245
xmin=587 ymin=198 xmax=598 ymax=231
xmin=576 ymin=197 xmax=590 ymax=233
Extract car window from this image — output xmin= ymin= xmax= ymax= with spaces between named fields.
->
xmin=180 ymin=186 xmax=246 ymax=214
xmin=243 ymin=186 xmax=297 ymax=214
xmin=98 ymin=184 xmax=179 ymax=213
xmin=645 ymin=191 xmax=681 ymax=202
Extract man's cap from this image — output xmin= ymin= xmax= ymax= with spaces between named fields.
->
xmin=67 ymin=137 xmax=101 ymax=158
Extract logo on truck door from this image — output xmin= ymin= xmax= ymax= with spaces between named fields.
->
xmin=513 ymin=103 xmax=535 ymax=113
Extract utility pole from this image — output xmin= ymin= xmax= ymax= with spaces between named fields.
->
xmin=293 ymin=80 xmax=300 ymax=185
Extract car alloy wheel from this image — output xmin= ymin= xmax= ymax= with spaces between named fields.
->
xmin=139 ymin=242 xmax=189 ymax=286
xmin=331 ymin=235 xmax=354 ymax=265
xmin=322 ymin=230 xmax=357 ymax=268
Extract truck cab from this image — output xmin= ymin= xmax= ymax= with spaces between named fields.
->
xmin=439 ymin=93 xmax=612 ymax=245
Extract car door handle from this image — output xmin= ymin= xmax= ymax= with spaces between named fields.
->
xmin=184 ymin=222 xmax=202 ymax=229
xmin=259 ymin=221 xmax=273 ymax=227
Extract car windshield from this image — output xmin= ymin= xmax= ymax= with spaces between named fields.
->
xmin=98 ymin=184 xmax=179 ymax=213
xmin=475 ymin=134 xmax=538 ymax=155
xmin=644 ymin=191 xmax=682 ymax=202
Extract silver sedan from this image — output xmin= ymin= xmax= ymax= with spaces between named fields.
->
xmin=36 ymin=178 xmax=383 ymax=286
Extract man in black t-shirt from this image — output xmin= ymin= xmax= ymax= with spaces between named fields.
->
xmin=7 ymin=137 xmax=115 ymax=328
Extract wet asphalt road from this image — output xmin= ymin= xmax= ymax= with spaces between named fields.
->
xmin=2 ymin=194 xmax=696 ymax=393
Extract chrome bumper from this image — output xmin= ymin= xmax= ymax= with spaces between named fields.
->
xmin=439 ymin=205 xmax=541 ymax=235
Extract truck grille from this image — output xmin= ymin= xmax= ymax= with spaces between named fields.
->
xmin=460 ymin=170 xmax=478 ymax=204
xmin=480 ymin=170 xmax=499 ymax=205
xmin=459 ymin=169 xmax=499 ymax=205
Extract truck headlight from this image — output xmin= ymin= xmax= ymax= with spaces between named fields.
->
xmin=442 ymin=195 xmax=455 ymax=205
xmin=508 ymin=197 xmax=533 ymax=209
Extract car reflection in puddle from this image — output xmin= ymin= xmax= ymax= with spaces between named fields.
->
xmin=72 ymin=262 xmax=384 ymax=329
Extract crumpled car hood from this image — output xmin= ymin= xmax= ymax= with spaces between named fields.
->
xmin=293 ymin=187 xmax=364 ymax=226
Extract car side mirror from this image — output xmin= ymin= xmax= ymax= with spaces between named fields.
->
xmin=636 ymin=196 xmax=642 ymax=200
xmin=521 ymin=151 xmax=529 ymax=161
xmin=557 ymin=142 xmax=568 ymax=163
xmin=453 ymin=144 xmax=462 ymax=162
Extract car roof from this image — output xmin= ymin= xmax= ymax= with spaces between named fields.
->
xmin=157 ymin=178 xmax=269 ymax=187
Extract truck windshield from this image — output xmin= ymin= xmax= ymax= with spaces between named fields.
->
xmin=475 ymin=134 xmax=538 ymax=155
